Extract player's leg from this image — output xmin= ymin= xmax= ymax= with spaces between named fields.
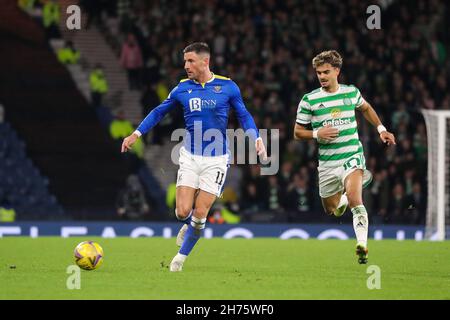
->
xmin=170 ymin=190 xmax=216 ymax=272
xmin=174 ymin=186 xmax=197 ymax=247
xmin=334 ymin=192 xmax=348 ymax=217
xmin=319 ymin=166 xmax=348 ymax=216
xmin=344 ymin=169 xmax=369 ymax=264
xmin=170 ymin=155 xmax=228 ymax=271
xmin=174 ymin=147 xmax=201 ymax=246
xmin=181 ymin=190 xmax=216 ymax=255
xmin=175 ymin=186 xmax=196 ymax=223
xmin=321 ymin=192 xmax=342 ymax=215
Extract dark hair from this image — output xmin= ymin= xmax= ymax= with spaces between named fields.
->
xmin=312 ymin=50 xmax=343 ymax=69
xmin=183 ymin=42 xmax=210 ymax=55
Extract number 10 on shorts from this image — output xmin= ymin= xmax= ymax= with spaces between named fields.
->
xmin=343 ymin=154 xmax=363 ymax=171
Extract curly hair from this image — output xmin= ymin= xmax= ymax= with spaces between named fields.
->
xmin=312 ymin=50 xmax=343 ymax=69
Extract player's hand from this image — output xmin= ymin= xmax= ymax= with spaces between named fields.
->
xmin=255 ymin=137 xmax=268 ymax=161
xmin=317 ymin=125 xmax=339 ymax=142
xmin=121 ymin=133 xmax=139 ymax=153
xmin=380 ymin=131 xmax=396 ymax=146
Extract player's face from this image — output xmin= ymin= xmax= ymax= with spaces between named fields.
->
xmin=184 ymin=52 xmax=209 ymax=80
xmin=315 ymin=63 xmax=340 ymax=90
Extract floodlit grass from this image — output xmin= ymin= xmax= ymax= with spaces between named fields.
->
xmin=1 ymin=237 xmax=449 ymax=299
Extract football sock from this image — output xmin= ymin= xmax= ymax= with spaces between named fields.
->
xmin=351 ymin=205 xmax=368 ymax=247
xmin=175 ymin=209 xmax=192 ymax=224
xmin=179 ymin=216 xmax=206 ymax=256
xmin=173 ymin=253 xmax=187 ymax=263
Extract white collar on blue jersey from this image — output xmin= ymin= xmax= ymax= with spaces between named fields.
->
xmin=193 ymin=72 xmax=215 ymax=86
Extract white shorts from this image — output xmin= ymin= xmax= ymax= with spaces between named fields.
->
xmin=318 ymin=153 xmax=372 ymax=198
xmin=176 ymin=146 xmax=230 ymax=197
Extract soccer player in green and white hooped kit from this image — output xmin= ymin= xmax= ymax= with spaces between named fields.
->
xmin=294 ymin=50 xmax=396 ymax=264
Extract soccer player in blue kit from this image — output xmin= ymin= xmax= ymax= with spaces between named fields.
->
xmin=122 ymin=43 xmax=267 ymax=271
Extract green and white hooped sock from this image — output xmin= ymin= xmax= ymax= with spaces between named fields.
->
xmin=351 ymin=205 xmax=368 ymax=246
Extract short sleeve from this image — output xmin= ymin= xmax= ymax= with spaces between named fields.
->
xmin=296 ymin=96 xmax=312 ymax=125
xmin=355 ymin=88 xmax=366 ymax=108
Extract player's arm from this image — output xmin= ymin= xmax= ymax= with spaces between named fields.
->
xmin=121 ymin=86 xmax=179 ymax=153
xmin=229 ymin=82 xmax=267 ymax=160
xmin=357 ymin=99 xmax=396 ymax=146
xmin=293 ymin=123 xmax=338 ymax=141
xmin=293 ymin=95 xmax=339 ymax=142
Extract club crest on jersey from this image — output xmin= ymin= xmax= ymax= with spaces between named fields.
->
xmin=343 ymin=97 xmax=352 ymax=106
xmin=213 ymin=85 xmax=222 ymax=93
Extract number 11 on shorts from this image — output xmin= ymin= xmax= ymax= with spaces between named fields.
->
xmin=215 ymin=171 xmax=224 ymax=185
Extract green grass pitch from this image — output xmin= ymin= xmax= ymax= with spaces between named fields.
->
xmin=1 ymin=237 xmax=449 ymax=300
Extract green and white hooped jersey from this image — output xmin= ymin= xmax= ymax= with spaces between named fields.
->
xmin=296 ymin=85 xmax=365 ymax=168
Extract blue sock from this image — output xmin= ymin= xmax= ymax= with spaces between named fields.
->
xmin=179 ymin=216 xmax=206 ymax=256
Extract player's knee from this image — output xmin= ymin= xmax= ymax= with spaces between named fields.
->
xmin=175 ymin=205 xmax=191 ymax=220
xmin=194 ymin=206 xmax=210 ymax=218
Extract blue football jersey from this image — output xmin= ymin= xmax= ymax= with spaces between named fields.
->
xmin=136 ymin=74 xmax=259 ymax=156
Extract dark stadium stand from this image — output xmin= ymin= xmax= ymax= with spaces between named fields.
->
xmin=0 ymin=3 xmax=131 ymax=219
xmin=97 ymin=0 xmax=446 ymax=225
xmin=0 ymin=121 xmax=64 ymax=219
xmin=84 ymin=0 xmax=446 ymax=225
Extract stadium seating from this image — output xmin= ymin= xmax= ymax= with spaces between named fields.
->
xmin=0 ymin=4 xmax=134 ymax=219
xmin=0 ymin=122 xmax=65 ymax=220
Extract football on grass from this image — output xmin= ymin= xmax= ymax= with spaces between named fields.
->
xmin=74 ymin=241 xmax=104 ymax=270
